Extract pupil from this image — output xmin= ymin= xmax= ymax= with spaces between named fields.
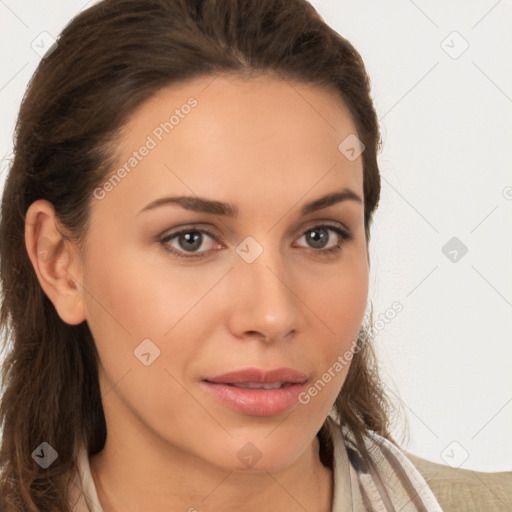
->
xmin=308 ymin=228 xmax=328 ymax=248
xmin=179 ymin=232 xmax=202 ymax=251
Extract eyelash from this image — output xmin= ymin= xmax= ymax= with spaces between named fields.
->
xmin=159 ymin=224 xmax=353 ymax=260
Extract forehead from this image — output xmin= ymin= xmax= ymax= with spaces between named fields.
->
xmin=96 ymin=73 xmax=363 ymax=219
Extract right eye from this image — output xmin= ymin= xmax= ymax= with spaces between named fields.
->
xmin=160 ymin=227 xmax=221 ymax=259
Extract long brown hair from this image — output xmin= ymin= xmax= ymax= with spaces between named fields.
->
xmin=0 ymin=0 xmax=400 ymax=509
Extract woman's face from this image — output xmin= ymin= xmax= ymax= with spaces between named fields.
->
xmin=80 ymin=74 xmax=368 ymax=472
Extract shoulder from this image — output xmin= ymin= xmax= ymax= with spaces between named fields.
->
xmin=403 ymin=450 xmax=512 ymax=512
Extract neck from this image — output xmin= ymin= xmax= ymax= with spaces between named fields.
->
xmin=89 ymin=434 xmax=333 ymax=512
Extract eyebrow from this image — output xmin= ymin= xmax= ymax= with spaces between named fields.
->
xmin=137 ymin=187 xmax=363 ymax=217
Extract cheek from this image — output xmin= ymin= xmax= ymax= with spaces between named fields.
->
xmin=307 ymin=256 xmax=368 ymax=343
xmin=81 ymin=246 xmax=211 ymax=437
xmin=302 ymin=257 xmax=368 ymax=398
xmin=83 ymin=241 xmax=213 ymax=341
xmin=80 ymin=245 xmax=179 ymax=385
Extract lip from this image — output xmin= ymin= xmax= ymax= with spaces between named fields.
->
xmin=201 ymin=367 xmax=308 ymax=416
xmin=204 ymin=367 xmax=308 ymax=385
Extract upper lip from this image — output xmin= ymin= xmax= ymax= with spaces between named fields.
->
xmin=203 ymin=367 xmax=308 ymax=385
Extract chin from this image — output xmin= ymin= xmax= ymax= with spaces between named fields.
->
xmin=217 ymin=436 xmax=310 ymax=474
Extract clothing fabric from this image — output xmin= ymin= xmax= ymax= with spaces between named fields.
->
xmin=324 ymin=417 xmax=443 ymax=511
xmin=69 ymin=416 xmax=443 ymax=511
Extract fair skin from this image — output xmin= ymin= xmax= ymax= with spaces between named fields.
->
xmin=25 ymin=74 xmax=368 ymax=512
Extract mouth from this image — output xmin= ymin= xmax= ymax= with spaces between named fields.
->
xmin=201 ymin=367 xmax=308 ymax=416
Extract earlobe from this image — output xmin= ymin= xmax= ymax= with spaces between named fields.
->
xmin=24 ymin=199 xmax=86 ymax=326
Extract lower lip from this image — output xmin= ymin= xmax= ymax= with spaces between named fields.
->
xmin=201 ymin=381 xmax=307 ymax=416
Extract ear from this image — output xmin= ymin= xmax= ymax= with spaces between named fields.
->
xmin=24 ymin=199 xmax=86 ymax=325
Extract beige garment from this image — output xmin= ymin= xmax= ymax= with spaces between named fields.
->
xmin=68 ymin=417 xmax=443 ymax=511
xmin=404 ymin=451 xmax=512 ymax=512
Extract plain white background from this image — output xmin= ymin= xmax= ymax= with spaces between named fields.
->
xmin=1 ymin=0 xmax=511 ymax=472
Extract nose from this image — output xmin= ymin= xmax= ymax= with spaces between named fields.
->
xmin=226 ymin=244 xmax=304 ymax=344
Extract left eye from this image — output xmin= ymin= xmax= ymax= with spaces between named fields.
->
xmin=160 ymin=224 xmax=352 ymax=259
xmin=295 ymin=225 xmax=350 ymax=251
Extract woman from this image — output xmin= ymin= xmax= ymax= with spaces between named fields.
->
xmin=0 ymin=0 xmax=447 ymax=510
